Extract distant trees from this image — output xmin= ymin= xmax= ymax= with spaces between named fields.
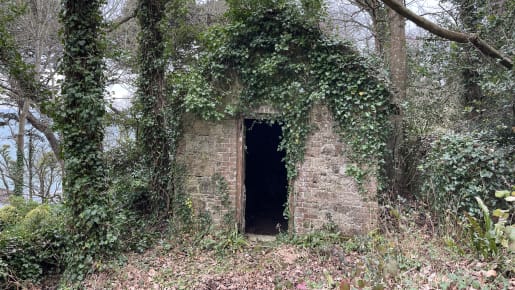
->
xmin=0 ymin=0 xmax=63 ymax=198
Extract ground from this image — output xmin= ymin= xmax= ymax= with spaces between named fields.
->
xmin=78 ymin=221 xmax=514 ymax=290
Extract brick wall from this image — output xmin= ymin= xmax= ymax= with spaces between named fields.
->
xmin=176 ymin=116 xmax=239 ymax=225
xmin=177 ymin=105 xmax=378 ymax=235
xmin=292 ymin=105 xmax=377 ymax=235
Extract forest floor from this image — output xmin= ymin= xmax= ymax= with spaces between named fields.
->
xmin=78 ymin=219 xmax=515 ymax=290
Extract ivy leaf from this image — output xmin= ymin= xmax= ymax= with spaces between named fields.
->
xmin=494 ymin=190 xmax=509 ymax=198
xmin=479 ymin=169 xmax=493 ymax=178
xmin=492 ymin=208 xmax=509 ymax=218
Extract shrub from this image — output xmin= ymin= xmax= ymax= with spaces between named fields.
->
xmin=22 ymin=205 xmax=52 ymax=232
xmin=5 ymin=195 xmax=38 ymax=216
xmin=0 ymin=205 xmax=18 ymax=229
xmin=0 ymin=199 xmax=67 ymax=287
xmin=419 ymin=131 xmax=514 ymax=220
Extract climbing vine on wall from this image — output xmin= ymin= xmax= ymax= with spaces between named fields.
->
xmin=174 ymin=2 xmax=390 ymax=187
xmin=59 ymin=0 xmax=118 ymax=282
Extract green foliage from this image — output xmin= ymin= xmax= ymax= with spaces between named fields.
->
xmin=136 ymin=0 xmax=180 ymax=216
xmin=174 ymin=1 xmax=390 ymax=186
xmin=199 ymin=225 xmax=248 ymax=256
xmin=0 ymin=196 xmax=38 ymax=231
xmin=465 ymin=197 xmax=500 ymax=258
xmin=419 ymin=131 xmax=514 ymax=220
xmin=346 ymin=232 xmax=422 ymax=287
xmin=14 ymin=149 xmax=24 ymax=196
xmin=58 ymin=0 xmax=119 ymax=283
xmin=5 ymin=195 xmax=38 ymax=217
xmin=104 ymin=143 xmax=168 ymax=254
xmin=211 ymin=173 xmax=235 ymax=228
xmin=0 ymin=199 xmax=66 ymax=287
xmin=439 ymin=271 xmax=511 ymax=290
xmin=163 ymin=0 xmax=203 ymax=67
xmin=464 ymin=188 xmax=515 ymax=262
xmin=421 ymin=0 xmax=514 ymax=130
xmin=0 ymin=206 xmax=17 ymax=228
xmin=104 ymin=137 xmax=203 ymax=255
xmin=276 ymin=216 xmax=349 ymax=260
xmin=286 ymin=228 xmax=342 ymax=250
xmin=105 ymin=139 xmax=152 ymax=215
xmin=169 ymin=163 xmax=197 ymax=229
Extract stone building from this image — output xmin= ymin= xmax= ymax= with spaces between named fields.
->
xmin=177 ymin=104 xmax=378 ymax=236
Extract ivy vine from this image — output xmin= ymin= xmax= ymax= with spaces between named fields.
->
xmin=135 ymin=0 xmax=176 ymax=216
xmin=59 ymin=0 xmax=118 ymax=283
xmin=174 ymin=2 xmax=390 ymax=186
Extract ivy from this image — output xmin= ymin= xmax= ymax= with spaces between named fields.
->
xmin=136 ymin=0 xmax=176 ymax=216
xmin=419 ymin=132 xmax=514 ymax=220
xmin=58 ymin=0 xmax=119 ymax=283
xmin=174 ymin=2 xmax=390 ymax=187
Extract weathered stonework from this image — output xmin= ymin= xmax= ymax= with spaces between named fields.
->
xmin=291 ymin=105 xmax=377 ymax=235
xmin=176 ymin=105 xmax=378 ymax=235
xmin=176 ymin=116 xmax=239 ymax=225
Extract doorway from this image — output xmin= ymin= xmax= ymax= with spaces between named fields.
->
xmin=244 ymin=119 xmax=288 ymax=235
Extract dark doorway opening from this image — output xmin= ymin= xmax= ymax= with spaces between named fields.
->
xmin=244 ymin=119 xmax=288 ymax=235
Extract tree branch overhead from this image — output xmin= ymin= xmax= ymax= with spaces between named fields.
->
xmin=380 ymin=0 xmax=513 ymax=69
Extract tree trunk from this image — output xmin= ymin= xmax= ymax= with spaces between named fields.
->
xmin=137 ymin=0 xmax=172 ymax=215
xmin=61 ymin=0 xmax=106 ymax=212
xmin=60 ymin=0 xmax=112 ymax=279
xmin=14 ymin=99 xmax=29 ymax=196
xmin=385 ymin=2 xmax=407 ymax=195
xmin=26 ymin=111 xmax=63 ymax=170
xmin=458 ymin=0 xmax=483 ymax=119
xmin=355 ymin=0 xmax=389 ymax=55
xmin=372 ymin=5 xmax=388 ymax=56
xmin=28 ymin=130 xmax=34 ymax=199
xmin=353 ymin=0 xmax=407 ymax=195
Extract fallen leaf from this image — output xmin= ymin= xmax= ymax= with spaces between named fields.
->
xmin=340 ymin=279 xmax=351 ymax=290
xmin=148 ymin=269 xmax=156 ymax=277
xmin=484 ymin=269 xmax=497 ymax=278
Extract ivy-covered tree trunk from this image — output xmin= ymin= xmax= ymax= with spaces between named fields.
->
xmin=60 ymin=0 xmax=117 ymax=281
xmin=456 ymin=0 xmax=483 ymax=119
xmin=137 ymin=0 xmax=172 ymax=215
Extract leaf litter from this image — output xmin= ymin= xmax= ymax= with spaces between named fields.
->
xmin=81 ymin=230 xmax=514 ymax=290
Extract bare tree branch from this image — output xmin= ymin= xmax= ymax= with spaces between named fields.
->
xmin=332 ymin=17 xmax=375 ymax=34
xmin=26 ymin=111 xmax=62 ymax=169
xmin=0 ymin=112 xmax=18 ymax=121
xmin=0 ymin=112 xmax=18 ymax=126
xmin=0 ymin=82 xmax=19 ymax=96
xmin=106 ymin=7 xmax=139 ymax=33
xmin=381 ymin=0 xmax=513 ymax=69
